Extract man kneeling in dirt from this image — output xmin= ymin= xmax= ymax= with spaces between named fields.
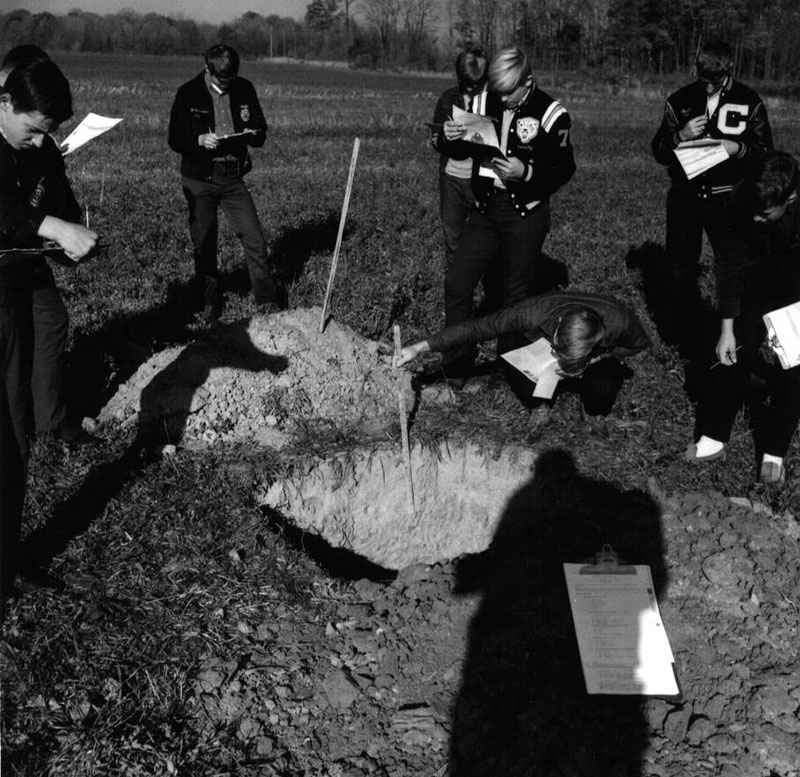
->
xmin=395 ymin=290 xmax=650 ymax=431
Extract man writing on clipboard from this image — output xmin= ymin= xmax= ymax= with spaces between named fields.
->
xmin=169 ymin=44 xmax=278 ymax=325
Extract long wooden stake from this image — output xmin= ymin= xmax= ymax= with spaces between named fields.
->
xmin=319 ymin=137 xmax=360 ymax=333
xmin=393 ymin=324 xmax=415 ymax=512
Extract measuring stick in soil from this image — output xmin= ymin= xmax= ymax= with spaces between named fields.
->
xmin=319 ymin=137 xmax=360 ymax=333
xmin=393 ymin=324 xmax=415 ymax=511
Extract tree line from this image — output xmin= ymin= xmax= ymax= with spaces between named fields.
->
xmin=0 ymin=1 xmax=797 ymax=82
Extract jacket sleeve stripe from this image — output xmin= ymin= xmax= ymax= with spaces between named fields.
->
xmin=542 ymin=102 xmax=567 ymax=133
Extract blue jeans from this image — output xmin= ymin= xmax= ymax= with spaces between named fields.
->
xmin=181 ymin=166 xmax=273 ymax=307
xmin=443 ymin=191 xmax=550 ymax=376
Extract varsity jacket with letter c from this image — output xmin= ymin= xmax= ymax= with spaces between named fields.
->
xmin=651 ymin=76 xmax=773 ymax=196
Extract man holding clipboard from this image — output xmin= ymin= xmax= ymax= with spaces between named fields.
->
xmin=437 ymin=46 xmax=576 ymax=388
xmin=169 ymin=45 xmax=277 ymax=325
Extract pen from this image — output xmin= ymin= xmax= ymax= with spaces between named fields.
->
xmin=709 ymin=346 xmax=741 ymax=369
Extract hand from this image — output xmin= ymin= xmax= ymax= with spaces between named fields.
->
xmin=678 ymin=115 xmax=708 ymax=141
xmin=199 ymin=132 xmax=219 ymax=150
xmin=720 ymin=139 xmax=740 ymax=156
xmin=443 ymin=120 xmax=466 ymax=141
xmin=490 ymin=156 xmax=526 ymax=182
xmin=38 ymin=217 xmax=97 ymax=262
xmin=394 ymin=341 xmax=430 ymax=367
xmin=716 ymin=330 xmax=738 ymax=366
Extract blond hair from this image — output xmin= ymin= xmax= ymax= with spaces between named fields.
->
xmin=488 ymin=46 xmax=532 ymax=95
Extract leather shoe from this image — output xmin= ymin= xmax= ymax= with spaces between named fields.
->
xmin=684 ymin=442 xmax=726 ymax=462
xmin=759 ymin=460 xmax=786 ymax=485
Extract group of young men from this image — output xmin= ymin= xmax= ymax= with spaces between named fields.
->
xmin=1 ymin=40 xmax=799 ymax=614
xmin=0 ymin=44 xmax=276 ymax=614
xmin=416 ymin=41 xmax=800 ymax=486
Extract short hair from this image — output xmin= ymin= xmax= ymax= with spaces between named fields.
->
xmin=205 ymin=44 xmax=240 ymax=80
xmin=455 ymin=47 xmax=487 ymax=90
xmin=488 ymin=46 xmax=533 ymax=95
xmin=552 ymin=308 xmax=605 ymax=377
xmin=745 ymin=151 xmax=800 ymax=213
xmin=0 ymin=44 xmax=50 ymax=87
xmin=696 ymin=40 xmax=733 ymax=81
xmin=2 ymin=58 xmax=72 ymax=124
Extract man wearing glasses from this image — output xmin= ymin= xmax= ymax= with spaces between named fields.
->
xmin=439 ymin=45 xmax=576 ymax=388
xmin=651 ymin=40 xmax=773 ymax=353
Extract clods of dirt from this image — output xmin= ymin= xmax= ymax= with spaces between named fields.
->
xmin=98 ymin=306 xmax=413 ymax=448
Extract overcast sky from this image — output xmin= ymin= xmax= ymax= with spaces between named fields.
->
xmin=0 ymin=0 xmax=308 ymax=24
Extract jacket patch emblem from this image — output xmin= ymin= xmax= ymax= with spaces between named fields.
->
xmin=240 ymin=105 xmax=251 ymax=122
xmin=516 ymin=117 xmax=539 ymax=143
xmin=29 ymin=178 xmax=46 ymax=209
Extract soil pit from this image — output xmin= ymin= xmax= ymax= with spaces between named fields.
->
xmin=259 ymin=440 xmax=538 ymax=569
xmin=99 ymin=306 xmax=413 ymax=447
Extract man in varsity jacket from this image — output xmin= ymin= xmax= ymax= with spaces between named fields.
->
xmin=651 ymin=39 xmax=773 ymax=351
xmin=437 ymin=45 xmax=576 ymax=385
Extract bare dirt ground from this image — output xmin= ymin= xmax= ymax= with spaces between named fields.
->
xmin=3 ymin=307 xmax=799 ymax=777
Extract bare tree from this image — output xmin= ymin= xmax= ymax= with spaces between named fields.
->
xmin=399 ymin=0 xmax=438 ymax=58
xmin=359 ymin=0 xmax=402 ymax=59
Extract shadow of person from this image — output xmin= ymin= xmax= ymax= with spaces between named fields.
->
xmin=20 ymin=318 xmax=287 ymax=575
xmin=625 ymin=241 xmax=718 ymax=394
xmin=451 ymin=448 xmax=666 ymax=777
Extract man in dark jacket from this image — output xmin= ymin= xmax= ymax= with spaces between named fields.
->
xmin=436 ymin=45 xmax=576 ymax=385
xmin=430 ymin=47 xmax=487 ymax=270
xmin=1 ymin=58 xmax=97 ymax=614
xmin=168 ymin=45 xmax=276 ymax=324
xmin=686 ymin=151 xmax=800 ymax=485
xmin=0 ymin=45 xmax=101 ymax=446
xmin=651 ymin=39 xmax=772 ymax=348
xmin=396 ymin=290 xmax=650 ymax=417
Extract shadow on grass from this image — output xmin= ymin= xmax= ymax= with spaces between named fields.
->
xmin=625 ymin=240 xmax=720 ymax=401
xmin=22 ymin=320 xmax=288 ymax=575
xmin=451 ymin=448 xmax=666 ymax=776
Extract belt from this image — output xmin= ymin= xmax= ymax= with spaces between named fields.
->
xmin=212 ymin=159 xmax=239 ymax=168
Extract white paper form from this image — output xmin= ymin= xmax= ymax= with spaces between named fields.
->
xmin=673 ymin=139 xmax=729 ymax=180
xmin=500 ymin=338 xmax=561 ymax=399
xmin=563 ymin=562 xmax=679 ymax=696
xmin=60 ymin=113 xmax=123 ymax=155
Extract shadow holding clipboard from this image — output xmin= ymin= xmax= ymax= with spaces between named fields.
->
xmin=450 ymin=449 xmax=669 ymax=777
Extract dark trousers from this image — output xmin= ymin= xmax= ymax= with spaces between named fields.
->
xmin=181 ymin=167 xmax=273 ymax=307
xmin=1 ymin=294 xmax=33 ymax=600
xmin=665 ymin=187 xmax=741 ymax=291
xmin=32 ymin=265 xmax=68 ymax=434
xmin=439 ymin=172 xmax=474 ymax=270
xmin=443 ymin=193 xmax=550 ymax=376
xmin=696 ymin=261 xmax=800 ymax=457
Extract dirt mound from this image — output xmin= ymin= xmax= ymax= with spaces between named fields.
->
xmin=98 ymin=306 xmax=413 ymax=448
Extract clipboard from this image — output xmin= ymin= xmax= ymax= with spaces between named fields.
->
xmin=763 ymin=300 xmax=800 ymax=369
xmin=564 ymin=545 xmax=681 ymax=698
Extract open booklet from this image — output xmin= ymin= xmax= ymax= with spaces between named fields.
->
xmin=60 ymin=112 xmax=123 ymax=155
xmin=673 ymin=138 xmax=729 ymax=180
xmin=500 ymin=337 xmax=561 ymax=399
xmin=451 ymin=105 xmax=506 ymax=160
xmin=764 ymin=300 xmax=800 ymax=369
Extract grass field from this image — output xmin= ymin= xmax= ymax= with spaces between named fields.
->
xmin=2 ymin=52 xmax=800 ymax=775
